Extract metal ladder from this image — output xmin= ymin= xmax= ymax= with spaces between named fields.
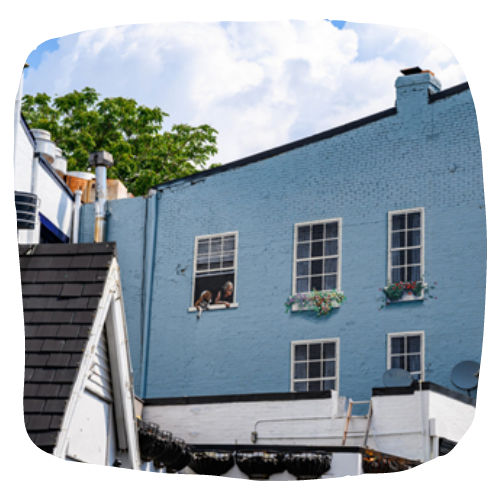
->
xmin=342 ymin=400 xmax=373 ymax=447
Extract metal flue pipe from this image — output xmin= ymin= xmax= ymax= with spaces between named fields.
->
xmin=88 ymin=151 xmax=114 ymax=243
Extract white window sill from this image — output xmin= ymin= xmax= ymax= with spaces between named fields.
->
xmin=188 ymin=303 xmax=239 ymax=313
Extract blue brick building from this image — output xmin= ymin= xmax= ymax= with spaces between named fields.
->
xmin=80 ymin=68 xmax=485 ymax=405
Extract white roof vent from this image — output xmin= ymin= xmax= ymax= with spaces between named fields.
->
xmin=54 ymin=147 xmax=68 ymax=175
xmin=31 ymin=128 xmax=56 ymax=165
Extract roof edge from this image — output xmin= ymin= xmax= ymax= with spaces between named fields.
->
xmin=144 ymin=390 xmax=333 ymax=406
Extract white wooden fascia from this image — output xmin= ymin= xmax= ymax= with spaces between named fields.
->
xmin=105 ymin=266 xmax=140 ymax=469
xmin=52 ymin=259 xmax=117 ymax=460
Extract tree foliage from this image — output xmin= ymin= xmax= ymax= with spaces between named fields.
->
xmin=22 ymin=88 xmax=220 ymax=196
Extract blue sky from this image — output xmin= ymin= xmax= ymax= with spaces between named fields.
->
xmin=22 ymin=20 xmax=464 ymax=165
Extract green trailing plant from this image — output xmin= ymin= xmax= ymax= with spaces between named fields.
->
xmin=379 ymin=280 xmax=437 ymax=310
xmin=285 ymin=290 xmax=346 ymax=317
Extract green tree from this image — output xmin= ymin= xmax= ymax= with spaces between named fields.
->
xmin=22 ymin=88 xmax=220 ymax=196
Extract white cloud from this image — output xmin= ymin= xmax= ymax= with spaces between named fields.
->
xmin=23 ymin=20 xmax=466 ymax=165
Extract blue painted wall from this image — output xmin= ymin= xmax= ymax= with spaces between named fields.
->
xmin=81 ymin=72 xmax=486 ymax=403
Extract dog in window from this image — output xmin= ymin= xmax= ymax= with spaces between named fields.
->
xmin=195 ymin=290 xmax=212 ymax=319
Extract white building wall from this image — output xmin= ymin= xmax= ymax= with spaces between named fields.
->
xmin=14 ymin=124 xmax=34 ymax=192
xmin=36 ymin=160 xmax=73 ymax=237
xmin=143 ymin=393 xmax=343 ymax=446
xmin=143 ymin=388 xmax=474 ymax=464
xmin=428 ymin=391 xmax=475 ymax=443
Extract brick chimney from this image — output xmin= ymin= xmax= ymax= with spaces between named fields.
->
xmin=395 ymin=67 xmax=442 ymax=114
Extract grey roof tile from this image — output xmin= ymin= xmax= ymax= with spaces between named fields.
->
xmin=19 ymin=242 xmax=116 ymax=453
xmin=46 ymin=353 xmax=71 ymax=368
xmin=57 ymin=325 xmax=80 ymax=338
xmin=69 ymin=255 xmax=92 ymax=268
xmin=82 ymin=283 xmax=104 ymax=296
xmin=60 ymin=283 xmax=84 ymax=297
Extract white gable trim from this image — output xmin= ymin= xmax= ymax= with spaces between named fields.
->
xmin=52 ymin=257 xmax=140 ymax=469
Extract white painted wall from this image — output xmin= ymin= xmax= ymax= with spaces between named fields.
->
xmin=66 ymin=389 xmax=112 ymax=465
xmin=36 ymin=159 xmax=73 ymax=237
xmin=14 ymin=124 xmax=34 ymax=192
xmin=144 ymin=393 xmax=344 ymax=446
xmin=428 ymin=391 xmax=475 ymax=443
xmin=143 ymin=388 xmax=475 ymax=464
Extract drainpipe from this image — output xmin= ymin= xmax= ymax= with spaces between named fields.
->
xmin=13 ymin=63 xmax=28 ymax=172
xmin=140 ymin=189 xmax=160 ymax=398
xmin=88 ymin=151 xmax=113 ymax=243
xmin=72 ymin=189 xmax=82 ymax=243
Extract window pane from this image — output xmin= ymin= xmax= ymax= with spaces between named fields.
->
xmin=297 ymin=278 xmax=308 ymax=293
xmin=311 ymin=260 xmax=323 ymax=275
xmin=391 ymin=337 xmax=405 ymax=354
xmin=325 ymin=240 xmax=338 ymax=256
xmin=391 ymin=267 xmax=404 ymax=283
xmin=312 ymin=242 xmax=323 ymax=257
xmin=296 ymin=261 xmax=309 ymax=277
xmin=294 ymin=382 xmax=307 ymax=392
xmin=391 ymin=250 xmax=405 ymax=266
xmin=308 ymin=362 xmax=321 ymax=379
xmin=391 ymin=232 xmax=406 ymax=249
xmin=407 ymin=335 xmax=421 ymax=353
xmin=326 ymin=222 xmax=338 ymax=239
xmin=324 ymin=275 xmax=337 ymax=290
xmin=391 ymin=356 xmax=405 ymax=369
xmin=323 ymin=342 xmax=336 ymax=359
xmin=411 ymin=373 xmax=420 ymax=381
xmin=295 ymin=344 xmax=307 ymax=361
xmin=311 ymin=276 xmax=322 ymax=291
xmin=324 ymin=258 xmax=337 ymax=274
xmin=407 ymin=230 xmax=421 ymax=247
xmin=297 ymin=243 xmax=310 ymax=259
xmin=407 ymin=355 xmax=421 ymax=373
xmin=294 ymin=362 xmax=307 ymax=379
xmin=407 ymin=266 xmax=421 ymax=282
xmin=197 ymin=255 xmax=209 ymax=271
xmin=312 ymin=224 xmax=324 ymax=240
xmin=308 ymin=381 xmax=321 ymax=391
xmin=298 ymin=226 xmax=311 ymax=242
xmin=198 ymin=240 xmax=209 ymax=254
xmin=210 ymin=237 xmax=222 ymax=254
xmin=407 ymin=212 xmax=421 ymax=229
xmin=222 ymin=258 xmax=234 ymax=269
xmin=392 ymin=214 xmax=406 ymax=230
xmin=407 ymin=249 xmax=421 ymax=265
xmin=309 ymin=344 xmax=321 ymax=360
xmin=223 ymin=236 xmax=235 ymax=251
xmin=323 ymin=379 xmax=336 ymax=391
xmin=323 ymin=360 xmax=336 ymax=377
xmin=209 ymin=259 xmax=221 ymax=270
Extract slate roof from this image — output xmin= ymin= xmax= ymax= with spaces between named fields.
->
xmin=19 ymin=242 xmax=117 ymax=453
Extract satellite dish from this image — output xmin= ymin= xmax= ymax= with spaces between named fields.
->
xmin=451 ymin=361 xmax=480 ymax=393
xmin=383 ymin=368 xmax=414 ymax=388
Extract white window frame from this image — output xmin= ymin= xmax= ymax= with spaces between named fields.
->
xmin=290 ymin=338 xmax=340 ymax=393
xmin=387 ymin=331 xmax=425 ymax=381
xmin=292 ymin=218 xmax=342 ymax=310
xmin=188 ymin=231 xmax=239 ymax=312
xmin=387 ymin=208 xmax=425 ymax=287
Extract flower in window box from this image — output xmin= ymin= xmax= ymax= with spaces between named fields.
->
xmin=379 ymin=279 xmax=437 ymax=309
xmin=285 ymin=289 xmax=346 ymax=317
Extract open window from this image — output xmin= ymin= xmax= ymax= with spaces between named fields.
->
xmin=190 ymin=232 xmax=238 ymax=312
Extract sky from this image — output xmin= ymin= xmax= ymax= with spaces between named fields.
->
xmin=23 ymin=20 xmax=465 ymax=166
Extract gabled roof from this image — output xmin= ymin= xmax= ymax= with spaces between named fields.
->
xmin=152 ymin=81 xmax=470 ymax=193
xmin=20 ymin=242 xmax=117 ymax=452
